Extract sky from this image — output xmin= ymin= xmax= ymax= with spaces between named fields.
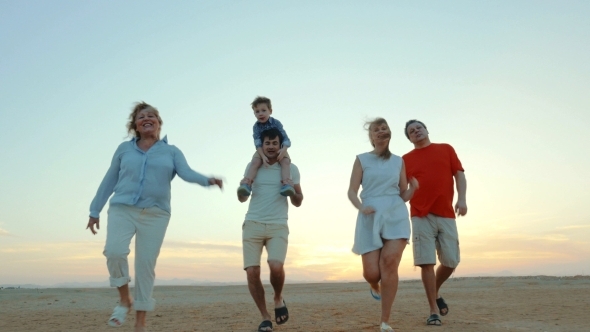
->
xmin=1 ymin=0 xmax=589 ymax=286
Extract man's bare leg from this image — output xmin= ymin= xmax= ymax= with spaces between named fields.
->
xmin=246 ymin=266 xmax=272 ymax=331
xmin=435 ymin=264 xmax=454 ymax=315
xmin=269 ymin=260 xmax=287 ymax=324
xmin=420 ymin=264 xmax=438 ymax=315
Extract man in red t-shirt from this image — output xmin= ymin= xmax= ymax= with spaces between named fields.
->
xmin=402 ymin=119 xmax=467 ymax=326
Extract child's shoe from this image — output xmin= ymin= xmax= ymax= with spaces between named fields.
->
xmin=237 ymin=183 xmax=252 ymax=197
xmin=280 ymin=184 xmax=295 ymax=197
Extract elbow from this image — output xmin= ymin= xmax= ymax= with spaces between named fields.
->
xmin=347 ymin=190 xmax=357 ymax=202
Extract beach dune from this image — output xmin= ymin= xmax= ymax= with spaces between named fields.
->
xmin=0 ymin=276 xmax=588 ymax=331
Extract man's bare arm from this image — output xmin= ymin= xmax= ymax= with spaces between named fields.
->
xmin=454 ymin=171 xmax=467 ymax=216
xmin=289 ymin=183 xmax=303 ymax=207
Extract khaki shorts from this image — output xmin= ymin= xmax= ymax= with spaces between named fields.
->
xmin=411 ymin=214 xmax=460 ymax=268
xmin=252 ymin=151 xmax=291 ymax=160
xmin=242 ymin=220 xmax=289 ymax=269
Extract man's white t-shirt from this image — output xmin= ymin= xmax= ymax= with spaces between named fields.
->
xmin=244 ymin=162 xmax=300 ymax=225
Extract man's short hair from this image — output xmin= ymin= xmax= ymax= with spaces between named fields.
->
xmin=404 ymin=119 xmax=427 ymax=140
xmin=261 ymin=128 xmax=283 ymax=146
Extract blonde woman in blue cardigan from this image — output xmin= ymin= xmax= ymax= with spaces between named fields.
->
xmin=87 ymin=102 xmax=222 ymax=332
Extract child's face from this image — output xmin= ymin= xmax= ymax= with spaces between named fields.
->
xmin=253 ymin=103 xmax=272 ymax=123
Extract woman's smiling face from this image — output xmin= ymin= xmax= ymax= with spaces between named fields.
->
xmin=135 ymin=108 xmax=161 ymax=138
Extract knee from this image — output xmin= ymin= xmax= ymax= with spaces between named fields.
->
xmin=280 ymin=158 xmax=290 ymax=166
xmin=363 ymin=268 xmax=380 ymax=284
xmin=103 ymin=247 xmax=129 ymax=261
xmin=419 ymin=264 xmax=435 ymax=272
xmin=381 ymin=253 xmax=402 ymax=269
xmin=268 ymin=261 xmax=284 ymax=275
xmin=246 ymin=266 xmax=261 ymax=282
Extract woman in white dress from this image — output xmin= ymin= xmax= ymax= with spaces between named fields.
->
xmin=347 ymin=118 xmax=418 ymax=332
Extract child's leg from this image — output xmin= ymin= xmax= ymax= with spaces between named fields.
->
xmin=279 ymin=157 xmax=291 ymax=184
xmin=241 ymin=155 xmax=263 ymax=185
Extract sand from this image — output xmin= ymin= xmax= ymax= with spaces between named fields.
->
xmin=0 ymin=276 xmax=588 ymax=332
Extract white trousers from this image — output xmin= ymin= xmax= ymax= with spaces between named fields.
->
xmin=103 ymin=204 xmax=170 ymax=311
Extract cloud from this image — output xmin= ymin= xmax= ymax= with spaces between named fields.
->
xmin=556 ymin=225 xmax=590 ymax=230
xmin=162 ymin=240 xmax=242 ymax=252
xmin=455 ymin=230 xmax=590 ymax=277
xmin=3 ymin=233 xmax=590 ymax=286
xmin=0 ymin=228 xmax=9 ymax=236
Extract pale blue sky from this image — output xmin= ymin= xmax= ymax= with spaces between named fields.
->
xmin=1 ymin=1 xmax=589 ymax=285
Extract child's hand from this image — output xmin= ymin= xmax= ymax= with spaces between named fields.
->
xmin=278 ymin=148 xmax=287 ymax=161
xmin=262 ymin=155 xmax=270 ymax=167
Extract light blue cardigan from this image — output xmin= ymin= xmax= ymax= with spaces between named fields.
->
xmin=89 ymin=136 xmax=210 ymax=218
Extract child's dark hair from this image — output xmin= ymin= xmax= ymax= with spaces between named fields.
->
xmin=251 ymin=96 xmax=272 ymax=110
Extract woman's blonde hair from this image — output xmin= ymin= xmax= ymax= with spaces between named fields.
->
xmin=127 ymin=102 xmax=163 ymax=139
xmin=364 ymin=117 xmax=391 ymax=159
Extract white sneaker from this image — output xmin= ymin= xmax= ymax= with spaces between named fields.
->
xmin=380 ymin=322 xmax=394 ymax=332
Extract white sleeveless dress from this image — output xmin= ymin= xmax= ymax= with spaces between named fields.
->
xmin=352 ymin=152 xmax=411 ymax=255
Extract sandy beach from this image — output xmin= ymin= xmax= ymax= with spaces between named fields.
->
xmin=0 ymin=276 xmax=588 ymax=332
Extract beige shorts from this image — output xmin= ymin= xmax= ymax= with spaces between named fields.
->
xmin=411 ymin=214 xmax=460 ymax=268
xmin=242 ymin=220 xmax=289 ymax=269
xmin=252 ymin=151 xmax=290 ymax=160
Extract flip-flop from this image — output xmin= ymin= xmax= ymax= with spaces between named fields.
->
xmin=107 ymin=305 xmax=130 ymax=327
xmin=426 ymin=313 xmax=442 ymax=326
xmin=258 ymin=320 xmax=273 ymax=332
xmin=274 ymin=300 xmax=289 ymax=325
xmin=370 ymin=288 xmax=381 ymax=301
xmin=436 ymin=297 xmax=449 ymax=316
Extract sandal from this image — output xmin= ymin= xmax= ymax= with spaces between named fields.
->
xmin=258 ymin=320 xmax=273 ymax=332
xmin=107 ymin=305 xmax=131 ymax=327
xmin=274 ymin=300 xmax=289 ymax=325
xmin=380 ymin=322 xmax=394 ymax=331
xmin=426 ymin=313 xmax=442 ymax=326
xmin=436 ymin=297 xmax=449 ymax=316
xmin=370 ymin=288 xmax=381 ymax=301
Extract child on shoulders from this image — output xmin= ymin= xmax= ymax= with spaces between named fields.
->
xmin=237 ymin=96 xmax=294 ymax=197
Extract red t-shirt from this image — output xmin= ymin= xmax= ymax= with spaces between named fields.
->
xmin=402 ymin=143 xmax=464 ymax=218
